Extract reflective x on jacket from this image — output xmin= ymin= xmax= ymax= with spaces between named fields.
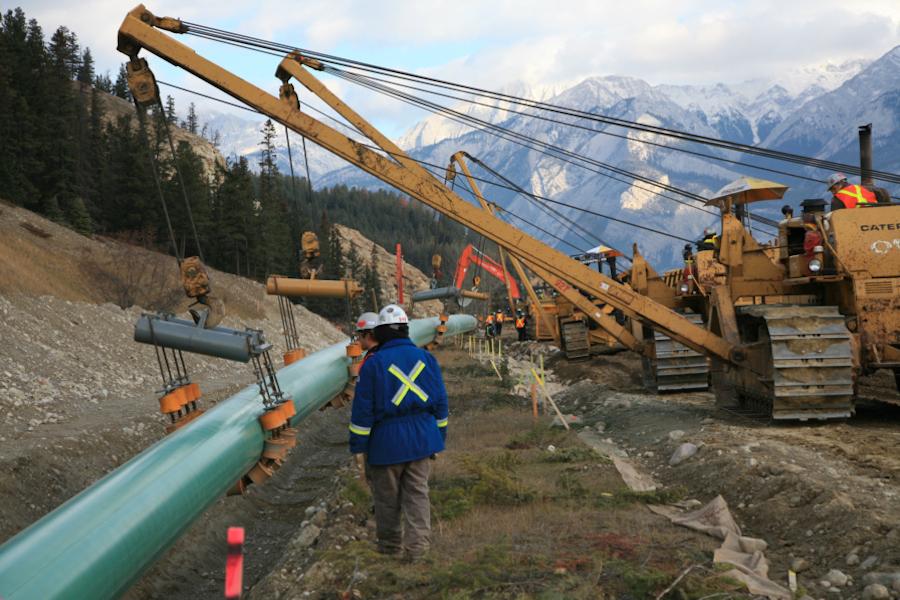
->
xmin=348 ymin=337 xmax=448 ymax=465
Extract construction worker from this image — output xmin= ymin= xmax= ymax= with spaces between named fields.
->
xmin=828 ymin=172 xmax=876 ymax=210
xmin=348 ymin=304 xmax=448 ymax=560
xmin=696 ymin=227 xmax=719 ymax=252
xmin=515 ymin=311 xmax=527 ymax=341
xmin=495 ymin=309 xmax=504 ymax=336
xmin=350 ymin=311 xmax=380 ymax=480
xmin=356 ymin=311 xmax=380 ymax=356
xmin=485 ymin=312 xmax=495 ymax=338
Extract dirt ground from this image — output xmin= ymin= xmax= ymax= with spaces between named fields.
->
xmin=242 ymin=343 xmax=765 ymax=600
xmin=544 ymin=350 xmax=900 ymax=599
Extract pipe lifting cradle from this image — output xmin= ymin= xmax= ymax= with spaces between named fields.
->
xmin=0 ymin=315 xmax=475 ymax=600
xmin=112 ymin=5 xmax=744 ymax=369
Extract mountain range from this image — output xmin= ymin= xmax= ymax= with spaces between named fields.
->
xmin=208 ymin=48 xmax=900 ymax=268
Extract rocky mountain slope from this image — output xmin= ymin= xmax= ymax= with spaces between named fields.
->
xmin=298 ymin=51 xmax=900 ymax=268
xmin=80 ymin=83 xmax=225 ymax=179
xmin=333 ymin=224 xmax=444 ymax=317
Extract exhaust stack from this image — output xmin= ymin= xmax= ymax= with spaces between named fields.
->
xmin=858 ymin=123 xmax=874 ymax=188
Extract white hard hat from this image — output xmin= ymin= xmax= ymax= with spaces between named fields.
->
xmin=703 ymin=227 xmax=716 ymax=236
xmin=377 ymin=304 xmax=409 ymax=326
xmin=355 ymin=312 xmax=379 ymax=332
xmin=827 ymin=172 xmax=848 ymax=188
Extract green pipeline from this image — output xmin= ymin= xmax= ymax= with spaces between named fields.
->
xmin=0 ymin=315 xmax=476 ymax=600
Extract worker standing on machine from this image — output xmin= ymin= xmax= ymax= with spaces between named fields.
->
xmin=348 ymin=304 xmax=449 ymax=560
xmin=827 ymin=172 xmax=876 ymax=210
xmin=515 ymin=311 xmax=527 ymax=341
xmin=495 ymin=309 xmax=504 ymax=336
xmin=696 ymin=227 xmax=719 ymax=252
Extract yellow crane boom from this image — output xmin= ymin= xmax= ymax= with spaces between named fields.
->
xmin=116 ymin=5 xmax=744 ymax=365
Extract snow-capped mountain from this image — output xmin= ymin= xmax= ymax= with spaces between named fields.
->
xmin=202 ymin=111 xmax=350 ymax=179
xmin=211 ymin=49 xmax=900 ymax=268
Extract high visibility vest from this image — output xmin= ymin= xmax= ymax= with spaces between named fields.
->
xmin=701 ymin=234 xmax=718 ymax=247
xmin=486 ymin=315 xmax=494 ymax=324
xmin=496 ymin=313 xmax=504 ymax=322
xmin=835 ymin=184 xmax=875 ymax=209
xmin=515 ymin=317 xmax=525 ymax=328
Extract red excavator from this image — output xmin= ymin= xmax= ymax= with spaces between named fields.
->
xmin=453 ymin=244 xmax=521 ymax=301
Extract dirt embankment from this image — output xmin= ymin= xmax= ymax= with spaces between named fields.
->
xmin=0 ymin=203 xmax=346 ymax=546
xmin=334 ymin=224 xmax=443 ymax=317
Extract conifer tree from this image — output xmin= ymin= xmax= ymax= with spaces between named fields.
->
xmin=165 ymin=94 xmax=177 ymax=125
xmin=186 ymin=102 xmax=198 ymax=134
xmin=76 ymin=47 xmax=94 ymax=84
xmin=113 ymin=64 xmax=130 ymax=99
xmin=66 ymin=196 xmax=93 ymax=234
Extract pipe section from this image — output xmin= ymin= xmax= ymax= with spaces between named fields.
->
xmin=0 ymin=315 xmax=475 ymax=600
xmin=411 ymin=286 xmax=489 ymax=303
xmin=134 ymin=314 xmax=268 ymax=362
xmin=266 ymin=276 xmax=363 ymax=298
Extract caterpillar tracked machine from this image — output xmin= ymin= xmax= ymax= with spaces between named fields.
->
xmin=117 ymin=6 xmax=900 ymax=420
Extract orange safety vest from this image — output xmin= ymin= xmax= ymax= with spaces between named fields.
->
xmin=515 ymin=317 xmax=525 ymax=328
xmin=486 ymin=315 xmax=494 ymax=324
xmin=835 ymin=184 xmax=875 ymax=209
xmin=496 ymin=313 xmax=504 ymax=322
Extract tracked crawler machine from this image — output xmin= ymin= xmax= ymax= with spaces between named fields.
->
xmin=117 ymin=6 xmax=899 ymax=419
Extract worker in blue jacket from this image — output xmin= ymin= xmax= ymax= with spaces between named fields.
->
xmin=349 ymin=304 xmax=448 ymax=560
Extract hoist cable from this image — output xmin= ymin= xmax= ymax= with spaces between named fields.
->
xmin=330 ymin=68 xmax=778 ymax=235
xmin=155 ymin=80 xmax=739 ymax=249
xmin=154 ymin=96 xmax=205 ymax=262
xmin=180 ymin=22 xmax=900 ymax=184
xmin=134 ymin=105 xmax=182 ymax=263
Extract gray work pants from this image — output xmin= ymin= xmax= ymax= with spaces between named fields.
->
xmin=367 ymin=457 xmax=432 ymax=557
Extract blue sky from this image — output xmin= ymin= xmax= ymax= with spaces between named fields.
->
xmin=16 ymin=1 xmax=900 ymax=138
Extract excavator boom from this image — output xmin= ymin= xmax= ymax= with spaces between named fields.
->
xmin=452 ymin=244 xmax=521 ymax=299
xmin=116 ymin=5 xmax=742 ymax=366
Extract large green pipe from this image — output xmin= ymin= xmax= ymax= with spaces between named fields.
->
xmin=0 ymin=315 xmax=475 ymax=600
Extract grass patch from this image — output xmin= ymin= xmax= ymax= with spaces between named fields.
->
xmin=431 ymin=453 xmax=535 ymax=521
xmin=595 ymin=486 xmax=686 ymax=509
xmin=505 ymin=423 xmax=568 ymax=450
xmin=542 ymin=445 xmax=603 ymax=463
xmin=337 ymin=470 xmax=371 ymax=518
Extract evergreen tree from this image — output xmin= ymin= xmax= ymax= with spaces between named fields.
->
xmin=76 ymin=47 xmax=93 ymax=84
xmin=365 ymin=242 xmax=383 ymax=308
xmin=93 ymin=71 xmax=112 ymax=93
xmin=44 ymin=25 xmax=79 ymax=209
xmin=48 ymin=26 xmax=79 ymax=79
xmin=165 ymin=94 xmax=177 ymax=125
xmin=186 ymin=102 xmax=198 ymax=134
xmin=113 ymin=63 xmax=130 ymax=99
xmin=256 ymin=119 xmax=292 ymax=277
xmin=212 ymin=156 xmax=255 ymax=275
xmin=66 ymin=196 xmax=93 ymax=234
xmin=163 ymin=140 xmax=211 ymax=259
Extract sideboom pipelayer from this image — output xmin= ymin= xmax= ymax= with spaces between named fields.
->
xmin=117 ymin=5 xmax=900 ymax=420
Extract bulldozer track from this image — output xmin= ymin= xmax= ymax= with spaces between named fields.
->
xmin=560 ymin=318 xmax=591 ymax=360
xmin=646 ymin=313 xmax=710 ymax=393
xmin=736 ymin=305 xmax=855 ymax=421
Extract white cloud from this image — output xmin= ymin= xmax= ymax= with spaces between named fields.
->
xmin=15 ymin=0 xmax=900 ymax=133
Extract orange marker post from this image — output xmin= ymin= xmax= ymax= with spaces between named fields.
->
xmin=224 ymin=526 xmax=244 ymax=599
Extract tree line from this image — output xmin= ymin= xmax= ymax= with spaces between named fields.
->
xmin=0 ymin=7 xmax=470 ymax=320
